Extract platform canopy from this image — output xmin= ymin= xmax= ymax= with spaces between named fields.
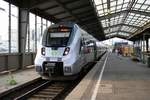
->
xmin=93 ymin=0 xmax=150 ymax=40
xmin=4 ymin=0 xmax=150 ymax=41
xmin=5 ymin=0 xmax=106 ymax=40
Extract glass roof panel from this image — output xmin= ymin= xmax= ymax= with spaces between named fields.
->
xmin=132 ymin=0 xmax=150 ymax=12
xmin=106 ymin=32 xmax=117 ymax=37
xmin=134 ymin=4 xmax=141 ymax=9
xmin=121 ymin=25 xmax=137 ymax=33
xmin=110 ymin=7 xmax=115 ymax=11
xmin=94 ymin=0 xmax=102 ymax=5
xmin=117 ymin=0 xmax=122 ymax=5
xmin=103 ymin=0 xmax=107 ymax=4
xmin=117 ymin=5 xmax=122 ymax=9
xmin=111 ymin=1 xmax=116 ymax=6
xmin=93 ymin=0 xmax=150 ymax=37
xmin=122 ymin=3 xmax=128 ymax=9
xmin=97 ymin=5 xmax=103 ymax=10
xmin=124 ymin=12 xmax=150 ymax=27
xmin=98 ymin=10 xmax=103 ymax=14
xmin=118 ymin=32 xmax=130 ymax=36
xmin=141 ymin=5 xmax=148 ymax=9
xmin=103 ymin=3 xmax=107 ymax=8
xmin=145 ymin=0 xmax=150 ymax=5
xmin=137 ymin=0 xmax=145 ymax=4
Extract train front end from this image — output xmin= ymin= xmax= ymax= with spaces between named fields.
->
xmin=34 ymin=23 xmax=77 ymax=79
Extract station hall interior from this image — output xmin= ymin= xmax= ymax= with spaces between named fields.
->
xmin=0 ymin=0 xmax=150 ymax=100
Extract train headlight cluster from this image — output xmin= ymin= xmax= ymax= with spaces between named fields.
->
xmin=64 ymin=67 xmax=71 ymax=73
xmin=63 ymin=47 xmax=70 ymax=56
xmin=41 ymin=47 xmax=46 ymax=55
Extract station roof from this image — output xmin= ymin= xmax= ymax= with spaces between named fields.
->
xmin=93 ymin=0 xmax=150 ymax=40
xmin=4 ymin=0 xmax=150 ymax=41
xmin=5 ymin=0 xmax=105 ymax=40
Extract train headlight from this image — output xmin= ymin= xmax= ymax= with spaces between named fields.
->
xmin=63 ymin=47 xmax=70 ymax=56
xmin=64 ymin=67 xmax=71 ymax=73
xmin=41 ymin=47 xmax=45 ymax=55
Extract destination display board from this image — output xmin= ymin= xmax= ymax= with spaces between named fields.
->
xmin=48 ymin=26 xmax=72 ymax=33
xmin=48 ymin=26 xmax=72 ymax=38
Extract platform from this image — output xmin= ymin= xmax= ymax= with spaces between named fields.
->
xmin=66 ymin=52 xmax=150 ymax=100
xmin=0 ymin=68 xmax=40 ymax=97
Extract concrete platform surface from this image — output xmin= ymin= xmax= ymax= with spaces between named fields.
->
xmin=65 ymin=53 xmax=107 ymax=100
xmin=65 ymin=52 xmax=150 ymax=100
xmin=0 ymin=68 xmax=40 ymax=95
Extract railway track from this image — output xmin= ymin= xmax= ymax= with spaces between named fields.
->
xmin=0 ymin=52 xmax=106 ymax=100
xmin=15 ymin=81 xmax=70 ymax=100
xmin=0 ymin=79 xmax=72 ymax=100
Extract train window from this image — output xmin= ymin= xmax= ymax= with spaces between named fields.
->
xmin=46 ymin=33 xmax=70 ymax=47
xmin=79 ymin=39 xmax=83 ymax=54
xmin=46 ymin=28 xmax=72 ymax=47
xmin=79 ymin=38 xmax=86 ymax=54
xmin=50 ymin=32 xmax=70 ymax=38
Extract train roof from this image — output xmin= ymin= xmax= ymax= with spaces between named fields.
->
xmin=49 ymin=22 xmax=76 ymax=28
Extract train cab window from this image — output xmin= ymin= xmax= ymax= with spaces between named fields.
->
xmin=79 ymin=39 xmax=83 ymax=54
xmin=79 ymin=38 xmax=85 ymax=54
xmin=46 ymin=27 xmax=72 ymax=47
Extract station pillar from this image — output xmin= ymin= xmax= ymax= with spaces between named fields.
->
xmin=146 ymin=38 xmax=149 ymax=52
xmin=19 ymin=8 xmax=29 ymax=69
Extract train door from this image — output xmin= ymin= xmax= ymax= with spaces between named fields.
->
xmin=93 ymin=42 xmax=97 ymax=60
xmin=80 ymin=38 xmax=86 ymax=66
xmin=74 ymin=38 xmax=85 ymax=73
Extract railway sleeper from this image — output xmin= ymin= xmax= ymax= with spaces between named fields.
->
xmin=38 ymin=91 xmax=59 ymax=95
xmin=32 ymin=94 xmax=55 ymax=98
xmin=43 ymin=88 xmax=63 ymax=92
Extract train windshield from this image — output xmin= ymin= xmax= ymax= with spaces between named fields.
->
xmin=46 ymin=27 xmax=72 ymax=47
